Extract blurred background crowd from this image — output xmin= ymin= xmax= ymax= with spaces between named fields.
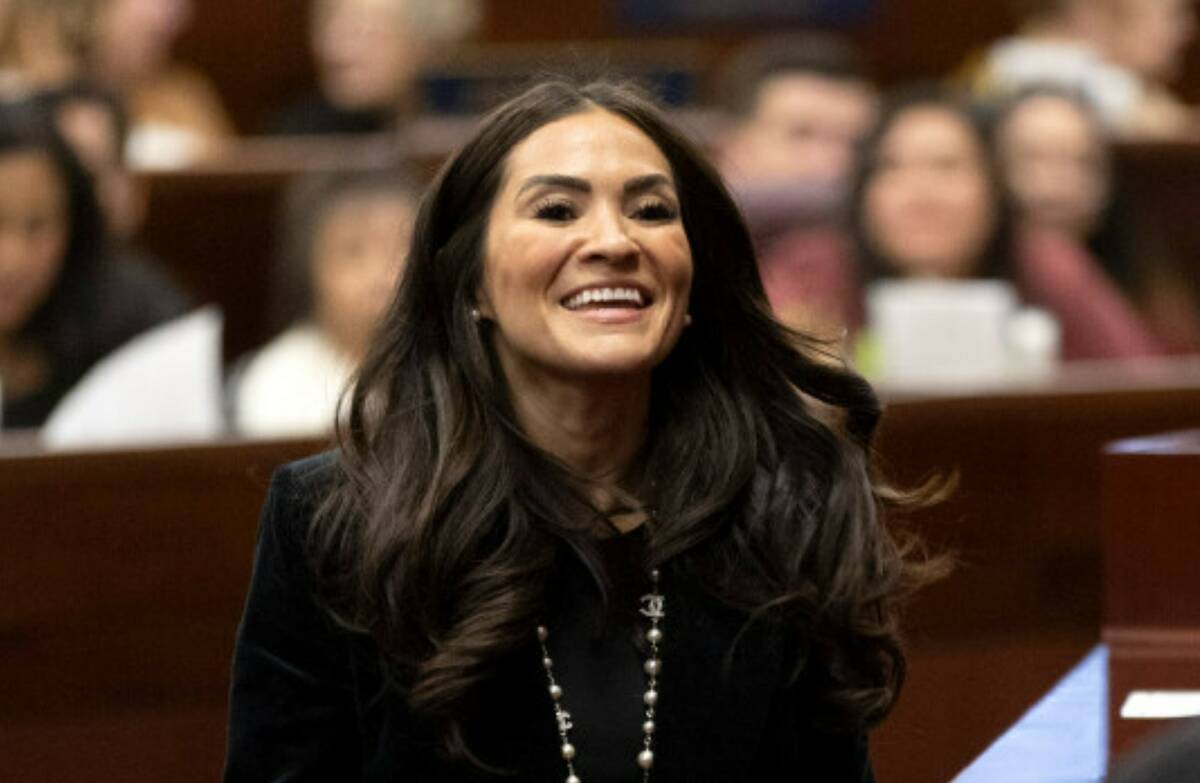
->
xmin=2 ymin=0 xmax=1200 ymax=444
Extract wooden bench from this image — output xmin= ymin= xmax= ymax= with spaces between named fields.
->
xmin=0 ymin=437 xmax=323 ymax=783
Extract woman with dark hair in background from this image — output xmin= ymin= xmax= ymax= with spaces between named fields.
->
xmin=760 ymin=85 xmax=1163 ymax=361
xmin=993 ymin=86 xmax=1200 ymax=352
xmin=0 ymin=99 xmax=183 ymax=429
xmin=226 ymin=79 xmax=933 ymax=781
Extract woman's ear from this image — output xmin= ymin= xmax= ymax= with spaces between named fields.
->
xmin=474 ymin=288 xmax=496 ymax=320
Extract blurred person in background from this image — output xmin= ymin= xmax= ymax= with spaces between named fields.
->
xmin=961 ymin=0 xmax=1197 ymax=139
xmin=231 ymin=168 xmax=417 ymax=437
xmin=760 ymin=86 xmax=1163 ymax=361
xmin=0 ymin=0 xmax=96 ymax=95
xmin=268 ymin=0 xmax=481 ymax=135
xmin=993 ymin=86 xmax=1200 ymax=350
xmin=90 ymin=0 xmax=234 ymax=166
xmin=36 ymin=81 xmax=144 ymax=239
xmin=0 ymin=100 xmax=183 ymax=430
xmin=34 ymin=81 xmax=188 ymax=306
xmin=716 ymin=33 xmax=878 ymax=246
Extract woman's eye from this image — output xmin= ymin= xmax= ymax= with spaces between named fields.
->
xmin=534 ymin=200 xmax=577 ymax=222
xmin=632 ymin=200 xmax=677 ymax=221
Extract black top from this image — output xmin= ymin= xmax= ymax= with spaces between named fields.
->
xmin=540 ymin=525 xmax=653 ymax=781
xmin=224 ymin=454 xmax=876 ymax=782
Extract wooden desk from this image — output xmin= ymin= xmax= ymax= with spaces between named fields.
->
xmin=0 ymin=437 xmax=323 ymax=783
xmin=2 ymin=372 xmax=1199 ymax=782
xmin=1103 ymin=431 xmax=1200 ymax=757
xmin=870 ymin=371 xmax=1200 ymax=782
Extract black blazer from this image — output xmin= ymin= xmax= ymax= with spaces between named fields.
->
xmin=224 ymin=455 xmax=876 ymax=782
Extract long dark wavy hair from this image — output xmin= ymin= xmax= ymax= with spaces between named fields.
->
xmin=849 ymin=85 xmax=1016 ymax=284
xmin=312 ymin=79 xmax=930 ymax=763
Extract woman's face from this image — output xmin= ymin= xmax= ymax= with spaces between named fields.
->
xmin=311 ymin=0 xmax=423 ymax=110
xmin=0 ymin=151 xmax=69 ymax=337
xmin=480 ymin=109 xmax=693 ymax=386
xmin=863 ymin=106 xmax=997 ymax=278
xmin=95 ymin=0 xmax=192 ymax=83
xmin=997 ymin=95 xmax=1110 ymax=240
xmin=312 ymin=191 xmax=413 ymax=358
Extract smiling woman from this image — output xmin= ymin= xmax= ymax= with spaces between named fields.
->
xmin=225 ymin=79 xmax=929 ymax=782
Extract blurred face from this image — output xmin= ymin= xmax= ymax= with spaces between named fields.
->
xmin=311 ymin=192 xmax=413 ymax=357
xmin=312 ymin=0 xmax=424 ymax=111
xmin=998 ymin=95 xmax=1110 ymax=239
xmin=726 ymin=73 xmax=877 ymax=188
xmin=55 ymin=101 xmax=144 ymax=239
xmin=95 ymin=0 xmax=192 ymax=83
xmin=864 ymin=106 xmax=997 ymax=278
xmin=7 ymin=0 xmax=93 ymax=86
xmin=480 ymin=109 xmax=693 ymax=385
xmin=0 ymin=151 xmax=69 ymax=336
xmin=1104 ymin=0 xmax=1196 ymax=81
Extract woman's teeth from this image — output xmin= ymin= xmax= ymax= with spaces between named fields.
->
xmin=562 ymin=287 xmax=646 ymax=310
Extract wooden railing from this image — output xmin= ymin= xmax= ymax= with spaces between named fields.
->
xmin=4 ymin=372 xmax=1200 ymax=781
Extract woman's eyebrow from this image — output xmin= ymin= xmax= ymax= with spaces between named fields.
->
xmin=623 ymin=173 xmax=673 ymax=195
xmin=515 ymin=172 xmax=674 ymax=198
xmin=516 ymin=174 xmax=591 ymax=197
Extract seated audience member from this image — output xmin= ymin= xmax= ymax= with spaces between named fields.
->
xmin=716 ymin=33 xmax=878 ymax=243
xmin=0 ymin=101 xmax=185 ymax=430
xmin=232 ymin=168 xmax=417 ymax=437
xmin=89 ymin=0 xmax=233 ymax=166
xmin=993 ymin=87 xmax=1200 ymax=350
xmin=268 ymin=0 xmax=480 ymax=136
xmin=0 ymin=0 xmax=95 ymax=96
xmin=35 ymin=81 xmax=187 ymax=311
xmin=960 ymin=0 xmax=1197 ymax=139
xmin=760 ymin=87 xmax=1163 ymax=361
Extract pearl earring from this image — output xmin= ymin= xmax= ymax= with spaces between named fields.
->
xmin=684 ymin=313 xmax=693 ymax=327
xmin=470 ymin=307 xmax=482 ymax=323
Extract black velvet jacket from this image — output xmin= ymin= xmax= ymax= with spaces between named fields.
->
xmin=224 ymin=455 xmax=876 ymax=782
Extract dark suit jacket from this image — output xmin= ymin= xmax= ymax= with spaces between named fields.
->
xmin=224 ymin=454 xmax=876 ymax=781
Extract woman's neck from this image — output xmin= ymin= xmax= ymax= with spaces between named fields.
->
xmin=505 ymin=363 xmax=651 ymax=496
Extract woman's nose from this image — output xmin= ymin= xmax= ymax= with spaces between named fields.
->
xmin=582 ymin=207 xmax=637 ymax=264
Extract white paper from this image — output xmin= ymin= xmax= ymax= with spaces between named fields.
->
xmin=42 ymin=307 xmax=224 ymax=449
xmin=867 ymin=279 xmax=1031 ymax=389
xmin=1120 ymin=690 xmax=1200 ymax=719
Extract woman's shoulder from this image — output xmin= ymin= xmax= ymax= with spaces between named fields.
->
xmin=247 ymin=453 xmax=345 ymax=594
xmin=269 ymin=451 xmax=340 ymax=515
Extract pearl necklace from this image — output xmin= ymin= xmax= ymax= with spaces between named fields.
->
xmin=536 ymin=567 xmax=665 ymax=783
